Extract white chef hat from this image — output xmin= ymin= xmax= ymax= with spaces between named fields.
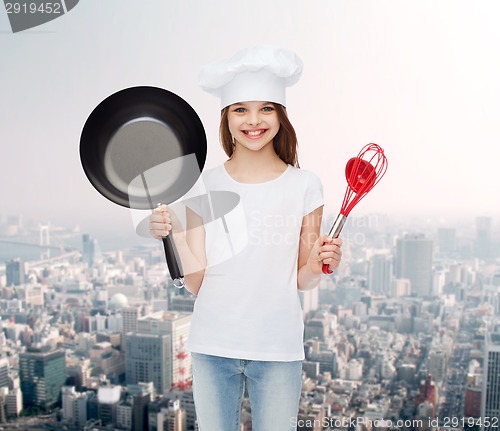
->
xmin=199 ymin=45 xmax=303 ymax=108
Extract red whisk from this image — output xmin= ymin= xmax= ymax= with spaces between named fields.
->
xmin=322 ymin=143 xmax=388 ymax=274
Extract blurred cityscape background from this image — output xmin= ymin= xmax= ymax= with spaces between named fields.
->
xmin=0 ymin=211 xmax=499 ymax=430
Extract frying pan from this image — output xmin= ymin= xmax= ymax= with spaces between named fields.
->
xmin=80 ymin=86 xmax=207 ymax=288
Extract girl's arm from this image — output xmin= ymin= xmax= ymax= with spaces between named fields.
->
xmin=297 ymin=205 xmax=342 ymax=291
xmin=150 ymin=205 xmax=207 ymax=296
xmin=181 ymin=207 xmax=207 ymax=296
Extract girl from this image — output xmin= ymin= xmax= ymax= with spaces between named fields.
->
xmin=150 ymin=45 xmax=342 ymax=431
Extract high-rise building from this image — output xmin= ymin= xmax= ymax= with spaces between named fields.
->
xmin=19 ymin=347 xmax=66 ymax=410
xmin=116 ymin=398 xmax=133 ymax=430
xmin=414 ymin=375 xmax=437 ymax=418
xmin=125 ymin=311 xmax=192 ymax=395
xmin=5 ymin=387 xmax=23 ymax=418
xmin=73 ymin=392 xmax=89 ymax=428
xmin=170 ymin=295 xmax=196 ymax=313
xmin=62 ymin=386 xmax=76 ymax=421
xmin=164 ymin=388 xmax=197 ymax=430
xmin=6 ymin=258 xmax=25 ymax=286
xmin=437 ymin=228 xmax=457 ymax=257
xmin=125 ymin=333 xmax=171 ymax=394
xmin=427 ymin=350 xmax=447 ymax=382
xmin=82 ymin=234 xmax=95 ymax=267
xmin=392 ymin=278 xmax=411 ymax=297
xmin=0 ymin=387 xmax=7 ymax=423
xmin=89 ymin=342 xmax=125 ymax=383
xmin=137 ymin=311 xmax=192 ymax=391
xmin=481 ymin=332 xmax=500 ymax=430
xmin=476 ymin=216 xmax=492 ymax=260
xmin=122 ymin=304 xmax=152 ymax=335
xmin=368 ymin=254 xmax=393 ymax=295
xmin=98 ymin=385 xmax=121 ymax=426
xmin=128 ymin=382 xmax=154 ymax=431
xmin=345 ymin=359 xmax=363 ymax=381
xmin=395 ymin=234 xmax=433 ymax=297
xmin=66 ymin=357 xmax=91 ymax=390
xmin=0 ymin=358 xmax=9 ymax=388
xmin=465 ymin=384 xmax=482 ymax=418
xmin=305 ymin=318 xmax=328 ymax=342
xmin=157 ymin=399 xmax=186 ymax=431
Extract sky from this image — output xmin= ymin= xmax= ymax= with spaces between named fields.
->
xmin=1 ymin=0 xmax=499 ymax=243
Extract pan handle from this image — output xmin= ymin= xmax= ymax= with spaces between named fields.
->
xmin=322 ymin=213 xmax=347 ymax=275
xmin=161 ymin=235 xmax=184 ymax=288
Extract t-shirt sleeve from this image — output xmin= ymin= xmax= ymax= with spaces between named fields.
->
xmin=303 ymin=171 xmax=324 ymax=216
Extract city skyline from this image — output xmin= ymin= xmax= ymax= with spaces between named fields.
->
xmin=1 ymin=211 xmax=499 ymax=266
xmin=0 ymin=209 xmax=499 ymax=429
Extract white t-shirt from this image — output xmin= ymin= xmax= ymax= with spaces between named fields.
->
xmin=185 ymin=163 xmax=324 ymax=361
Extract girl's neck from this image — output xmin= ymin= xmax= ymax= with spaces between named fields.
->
xmin=224 ymin=147 xmax=288 ymax=183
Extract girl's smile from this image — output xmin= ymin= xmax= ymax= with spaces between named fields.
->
xmin=241 ymin=128 xmax=268 ymax=139
xmin=228 ymin=101 xmax=280 ymax=150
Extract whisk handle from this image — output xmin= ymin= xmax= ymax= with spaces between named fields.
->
xmin=322 ymin=214 xmax=347 ymax=274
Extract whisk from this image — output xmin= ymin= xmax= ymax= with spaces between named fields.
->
xmin=322 ymin=143 xmax=388 ymax=274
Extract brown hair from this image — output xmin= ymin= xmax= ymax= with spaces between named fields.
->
xmin=219 ymin=103 xmax=300 ymax=168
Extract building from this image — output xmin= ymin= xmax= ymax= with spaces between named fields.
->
xmin=66 ymin=356 xmax=91 ymax=390
xmin=122 ymin=304 xmax=153 ymax=335
xmin=5 ymin=387 xmax=23 ymax=418
xmin=19 ymin=347 xmax=66 ymax=410
xmin=128 ymin=382 xmax=155 ymax=431
xmin=297 ymin=405 xmax=324 ymax=431
xmin=89 ymin=341 xmax=125 ymax=382
xmin=395 ymin=234 xmax=433 ymax=297
xmin=481 ymin=332 xmax=500 ymax=430
xmin=6 ymin=258 xmax=25 ymax=286
xmin=397 ymin=363 xmax=416 ymax=384
xmin=0 ymin=358 xmax=9 ymax=388
xmin=157 ymin=399 xmax=186 ymax=431
xmin=437 ymin=228 xmax=457 ymax=257
xmin=73 ymin=392 xmax=89 ymax=428
xmin=62 ymin=386 xmax=76 ymax=421
xmin=0 ymin=387 xmax=7 ymax=423
xmin=414 ymin=375 xmax=437 ymax=418
xmin=96 ymin=331 xmax=122 ymax=349
xmin=427 ymin=350 xmax=447 ymax=382
xmin=476 ymin=216 xmax=492 ymax=260
xmin=164 ymin=388 xmax=197 ymax=430
xmin=464 ymin=384 xmax=482 ymax=418
xmin=82 ymin=233 xmax=99 ymax=267
xmin=117 ymin=398 xmax=133 ymax=430
xmin=305 ymin=319 xmax=329 ymax=341
xmin=345 ymin=359 xmax=363 ymax=381
xmin=170 ymin=295 xmax=196 ymax=313
xmin=125 ymin=333 xmax=171 ymax=394
xmin=98 ymin=385 xmax=121 ymax=426
xmin=137 ymin=311 xmax=192 ymax=391
xmin=368 ymin=254 xmax=393 ymax=295
xmin=23 ymin=283 xmax=45 ymax=307
xmin=125 ymin=311 xmax=192 ymax=395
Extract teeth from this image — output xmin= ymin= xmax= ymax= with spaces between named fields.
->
xmin=245 ymin=130 xmax=265 ymax=136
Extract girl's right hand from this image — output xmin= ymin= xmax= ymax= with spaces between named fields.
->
xmin=149 ymin=204 xmax=181 ymax=240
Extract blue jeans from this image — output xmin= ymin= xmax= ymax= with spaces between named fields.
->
xmin=191 ymin=352 xmax=302 ymax=431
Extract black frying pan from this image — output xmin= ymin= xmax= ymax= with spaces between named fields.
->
xmin=80 ymin=86 xmax=207 ymax=288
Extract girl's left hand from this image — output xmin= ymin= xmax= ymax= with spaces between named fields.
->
xmin=307 ymin=234 xmax=343 ymax=275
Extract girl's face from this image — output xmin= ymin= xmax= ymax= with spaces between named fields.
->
xmin=227 ymin=101 xmax=280 ymax=152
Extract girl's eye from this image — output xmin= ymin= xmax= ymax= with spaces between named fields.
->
xmin=234 ymin=107 xmax=246 ymax=113
xmin=262 ymin=106 xmax=274 ymax=112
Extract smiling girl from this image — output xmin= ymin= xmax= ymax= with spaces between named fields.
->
xmin=150 ymin=45 xmax=342 ymax=431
